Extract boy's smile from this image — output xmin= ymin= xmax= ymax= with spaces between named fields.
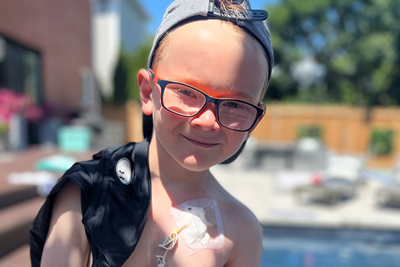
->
xmin=143 ymin=19 xmax=267 ymax=172
xmin=181 ymin=134 xmax=220 ymax=148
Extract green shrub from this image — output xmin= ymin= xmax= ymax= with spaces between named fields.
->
xmin=370 ymin=129 xmax=395 ymax=156
xmin=297 ymin=125 xmax=322 ymax=140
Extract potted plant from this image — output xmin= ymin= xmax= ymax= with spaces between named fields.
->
xmin=0 ymin=88 xmax=44 ymax=150
xmin=0 ymin=120 xmax=7 ymax=151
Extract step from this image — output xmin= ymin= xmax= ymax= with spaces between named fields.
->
xmin=0 ymin=185 xmax=38 ymax=210
xmin=0 ymin=197 xmax=45 ymax=257
xmin=0 ymin=244 xmax=30 ymax=267
xmin=0 ymin=146 xmax=95 ymax=209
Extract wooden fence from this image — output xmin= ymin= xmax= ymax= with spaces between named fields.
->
xmin=121 ymin=102 xmax=400 ymax=168
xmin=251 ymin=103 xmax=400 ymax=168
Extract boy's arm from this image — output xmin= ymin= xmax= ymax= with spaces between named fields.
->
xmin=41 ymin=181 xmax=90 ymax=267
xmin=225 ymin=212 xmax=263 ymax=267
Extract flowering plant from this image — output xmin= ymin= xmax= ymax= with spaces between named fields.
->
xmin=0 ymin=88 xmax=44 ymax=134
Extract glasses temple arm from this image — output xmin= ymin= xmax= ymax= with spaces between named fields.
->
xmin=148 ymin=69 xmax=158 ymax=82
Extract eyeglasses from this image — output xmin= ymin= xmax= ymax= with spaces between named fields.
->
xmin=149 ymin=69 xmax=265 ymax=132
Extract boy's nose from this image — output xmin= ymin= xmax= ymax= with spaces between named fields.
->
xmin=190 ymin=103 xmax=220 ymax=131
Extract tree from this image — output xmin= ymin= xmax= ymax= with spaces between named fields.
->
xmin=126 ymin=39 xmax=154 ymax=102
xmin=113 ymin=51 xmax=130 ymax=105
xmin=266 ymin=0 xmax=400 ymax=107
xmin=112 ymin=38 xmax=153 ymax=105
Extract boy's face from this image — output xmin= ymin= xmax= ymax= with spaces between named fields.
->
xmin=145 ymin=19 xmax=267 ymax=171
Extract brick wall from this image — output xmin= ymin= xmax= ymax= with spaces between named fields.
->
xmin=0 ymin=0 xmax=91 ymax=115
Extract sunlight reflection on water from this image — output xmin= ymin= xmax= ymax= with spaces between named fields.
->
xmin=260 ymin=227 xmax=400 ymax=267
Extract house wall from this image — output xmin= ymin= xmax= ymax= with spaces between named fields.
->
xmin=120 ymin=0 xmax=148 ymax=52
xmin=92 ymin=0 xmax=120 ymax=99
xmin=0 ymin=0 xmax=92 ymax=115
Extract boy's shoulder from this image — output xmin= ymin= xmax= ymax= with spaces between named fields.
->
xmin=211 ymin=187 xmax=263 ymax=265
xmin=209 ymin=181 xmax=261 ymax=232
xmin=31 ymin=139 xmax=152 ymax=267
xmin=217 ymin=190 xmax=261 ymax=230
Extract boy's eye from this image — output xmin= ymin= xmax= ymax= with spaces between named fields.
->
xmin=168 ymin=85 xmax=197 ymax=98
xmin=223 ymin=101 xmax=242 ymax=109
xmin=178 ymin=89 xmax=195 ymax=97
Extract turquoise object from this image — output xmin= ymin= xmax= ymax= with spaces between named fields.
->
xmin=35 ymin=154 xmax=76 ymax=173
xmin=58 ymin=126 xmax=92 ymax=152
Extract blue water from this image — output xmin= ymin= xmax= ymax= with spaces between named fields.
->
xmin=260 ymin=227 xmax=400 ymax=267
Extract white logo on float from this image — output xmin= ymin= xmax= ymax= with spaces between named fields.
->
xmin=116 ymin=158 xmax=131 ymax=185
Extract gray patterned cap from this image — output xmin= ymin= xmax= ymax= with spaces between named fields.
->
xmin=148 ymin=0 xmax=274 ymax=82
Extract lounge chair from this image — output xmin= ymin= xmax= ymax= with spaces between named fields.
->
xmin=294 ymin=155 xmax=364 ymax=205
xmin=375 ymin=163 xmax=400 ymax=207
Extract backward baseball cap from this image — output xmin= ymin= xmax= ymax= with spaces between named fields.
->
xmin=148 ymin=0 xmax=274 ymax=82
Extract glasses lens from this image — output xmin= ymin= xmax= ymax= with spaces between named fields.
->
xmin=219 ymin=100 xmax=257 ymax=131
xmin=163 ymin=83 xmax=206 ymax=115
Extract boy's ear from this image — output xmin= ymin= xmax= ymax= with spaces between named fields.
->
xmin=137 ymin=69 xmax=153 ymax=116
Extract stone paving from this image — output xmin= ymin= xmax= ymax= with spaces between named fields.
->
xmin=211 ymin=162 xmax=400 ymax=231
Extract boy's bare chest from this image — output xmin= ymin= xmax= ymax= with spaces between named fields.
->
xmin=122 ymin=200 xmax=233 ymax=267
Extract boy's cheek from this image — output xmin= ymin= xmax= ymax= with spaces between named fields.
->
xmin=153 ymin=108 xmax=182 ymax=131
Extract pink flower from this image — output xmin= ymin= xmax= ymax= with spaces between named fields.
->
xmin=0 ymin=108 xmax=11 ymax=123
xmin=24 ymin=105 xmax=44 ymax=122
xmin=0 ymin=88 xmax=15 ymax=102
xmin=0 ymin=88 xmax=45 ymax=125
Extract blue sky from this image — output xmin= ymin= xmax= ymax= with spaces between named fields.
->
xmin=138 ymin=0 xmax=279 ymax=34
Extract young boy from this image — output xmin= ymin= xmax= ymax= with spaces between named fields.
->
xmin=30 ymin=0 xmax=274 ymax=266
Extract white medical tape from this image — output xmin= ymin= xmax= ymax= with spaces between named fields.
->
xmin=170 ymin=198 xmax=224 ymax=256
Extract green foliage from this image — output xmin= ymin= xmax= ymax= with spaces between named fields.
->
xmin=266 ymin=0 xmax=400 ymax=107
xmin=112 ymin=39 xmax=153 ymax=105
xmin=113 ymin=52 xmax=130 ymax=105
xmin=370 ymin=128 xmax=395 ymax=156
xmin=297 ymin=125 xmax=323 ymax=139
xmin=0 ymin=121 xmax=7 ymax=135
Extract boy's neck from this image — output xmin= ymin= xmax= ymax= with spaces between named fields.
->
xmin=148 ymin=136 xmax=214 ymax=193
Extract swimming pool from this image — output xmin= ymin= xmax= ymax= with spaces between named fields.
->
xmin=260 ymin=226 xmax=400 ymax=267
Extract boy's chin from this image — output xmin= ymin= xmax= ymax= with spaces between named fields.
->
xmin=177 ymin=149 xmax=241 ymax=171
xmin=179 ymin=155 xmax=220 ymax=172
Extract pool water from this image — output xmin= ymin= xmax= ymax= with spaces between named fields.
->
xmin=260 ymin=226 xmax=400 ymax=267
